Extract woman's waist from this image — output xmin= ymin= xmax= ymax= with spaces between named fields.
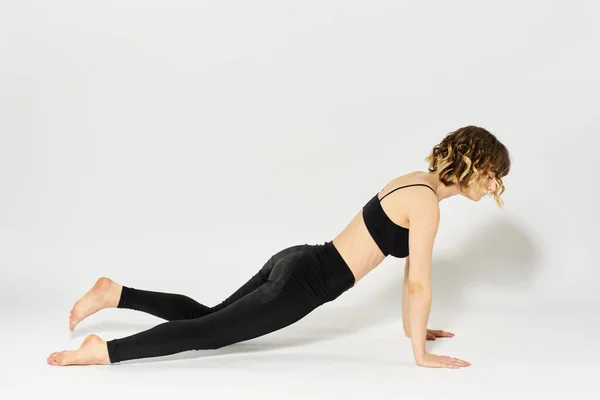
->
xmin=303 ymin=241 xmax=356 ymax=300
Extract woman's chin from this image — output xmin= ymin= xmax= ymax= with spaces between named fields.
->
xmin=471 ymin=193 xmax=483 ymax=202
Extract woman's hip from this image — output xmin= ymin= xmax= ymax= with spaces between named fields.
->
xmin=268 ymin=241 xmax=355 ymax=304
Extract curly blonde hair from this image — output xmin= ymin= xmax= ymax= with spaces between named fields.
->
xmin=425 ymin=125 xmax=511 ymax=208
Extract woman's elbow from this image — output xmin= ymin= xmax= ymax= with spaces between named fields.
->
xmin=408 ymin=281 xmax=431 ymax=298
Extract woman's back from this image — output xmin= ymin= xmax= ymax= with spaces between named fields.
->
xmin=332 ymin=171 xmax=440 ymax=283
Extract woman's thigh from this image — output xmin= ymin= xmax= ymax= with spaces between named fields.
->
xmin=206 ymin=249 xmax=322 ymax=347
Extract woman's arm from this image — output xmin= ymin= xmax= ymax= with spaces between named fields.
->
xmin=402 ymin=256 xmax=411 ymax=337
xmin=406 ymin=198 xmax=439 ymax=362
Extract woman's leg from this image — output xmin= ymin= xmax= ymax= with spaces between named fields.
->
xmin=116 ymin=243 xmax=309 ymax=321
xmin=48 ymin=241 xmax=355 ymax=366
xmin=68 ymin=244 xmax=309 ymax=331
xmin=106 ymin=249 xmax=322 ymax=363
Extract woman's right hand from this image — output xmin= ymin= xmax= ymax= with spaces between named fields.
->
xmin=415 ymin=353 xmax=471 ymax=368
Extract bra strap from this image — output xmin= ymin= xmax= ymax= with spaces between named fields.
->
xmin=380 ymin=183 xmax=436 ymax=201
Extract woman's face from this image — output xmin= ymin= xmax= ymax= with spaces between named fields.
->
xmin=462 ymin=171 xmax=498 ymax=202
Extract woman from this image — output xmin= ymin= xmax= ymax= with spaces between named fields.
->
xmin=47 ymin=125 xmax=510 ymax=368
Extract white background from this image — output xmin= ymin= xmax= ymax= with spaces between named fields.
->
xmin=1 ymin=0 xmax=598 ymax=398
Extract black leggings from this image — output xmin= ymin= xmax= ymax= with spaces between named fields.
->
xmin=106 ymin=240 xmax=355 ymax=363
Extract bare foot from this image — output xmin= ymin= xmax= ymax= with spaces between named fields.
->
xmin=47 ymin=334 xmax=111 ymax=366
xmin=69 ymin=277 xmax=122 ymax=331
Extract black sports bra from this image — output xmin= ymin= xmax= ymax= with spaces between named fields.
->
xmin=362 ymin=183 xmax=437 ymax=258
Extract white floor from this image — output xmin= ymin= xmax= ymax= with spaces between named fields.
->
xmin=3 ymin=300 xmax=599 ymax=399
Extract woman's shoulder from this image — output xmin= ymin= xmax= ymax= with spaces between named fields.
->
xmin=378 ymin=171 xmax=439 ymax=227
xmin=380 ymin=171 xmax=437 ymax=199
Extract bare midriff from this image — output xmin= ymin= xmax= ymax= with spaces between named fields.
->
xmin=331 ymin=210 xmax=387 ymax=284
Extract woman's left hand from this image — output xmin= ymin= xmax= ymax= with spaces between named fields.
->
xmin=426 ymin=329 xmax=454 ymax=340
